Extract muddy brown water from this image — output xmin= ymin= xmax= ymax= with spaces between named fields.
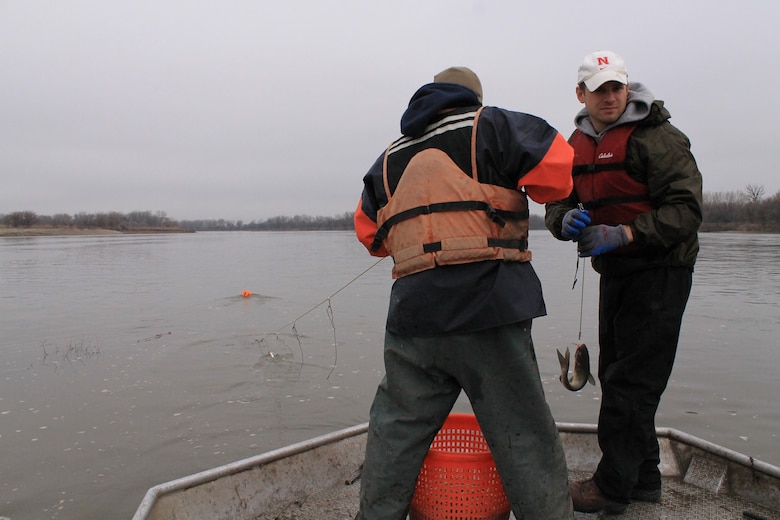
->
xmin=1 ymin=230 xmax=778 ymax=519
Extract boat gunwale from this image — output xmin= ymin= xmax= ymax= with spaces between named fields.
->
xmin=132 ymin=422 xmax=369 ymax=520
xmin=133 ymin=422 xmax=780 ymax=520
xmin=557 ymin=422 xmax=780 ymax=479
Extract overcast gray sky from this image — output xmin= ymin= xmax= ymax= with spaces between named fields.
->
xmin=2 ymin=1 xmax=778 ymax=222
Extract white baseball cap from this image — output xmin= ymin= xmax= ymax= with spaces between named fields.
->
xmin=577 ymin=50 xmax=628 ymax=91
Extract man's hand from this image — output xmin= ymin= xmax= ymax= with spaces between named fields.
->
xmin=561 ymin=208 xmax=591 ymax=240
xmin=577 ymin=225 xmax=630 ymax=256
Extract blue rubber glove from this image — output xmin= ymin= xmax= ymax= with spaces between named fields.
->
xmin=577 ymin=225 xmax=629 ymax=257
xmin=561 ymin=208 xmax=591 ymax=240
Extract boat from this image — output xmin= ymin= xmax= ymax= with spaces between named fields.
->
xmin=133 ymin=422 xmax=780 ymax=520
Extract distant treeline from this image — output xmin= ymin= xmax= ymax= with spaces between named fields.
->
xmin=179 ymin=213 xmax=356 ymax=231
xmin=701 ymin=186 xmax=780 ymax=232
xmin=3 ymin=185 xmax=779 ymax=233
xmin=1 ymin=210 xmax=179 ymax=231
xmin=1 ymin=209 xmax=543 ymax=232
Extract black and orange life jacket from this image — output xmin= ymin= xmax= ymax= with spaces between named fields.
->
xmin=370 ymin=108 xmax=531 ymax=279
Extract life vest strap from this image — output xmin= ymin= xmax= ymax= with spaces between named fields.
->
xmin=572 ymin=162 xmax=628 ymax=176
xmin=582 ymin=194 xmax=651 ymax=210
xmin=422 ymin=237 xmax=528 ymax=254
xmin=369 ymin=201 xmax=529 ymax=252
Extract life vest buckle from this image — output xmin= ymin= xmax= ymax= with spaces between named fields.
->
xmin=485 ymin=206 xmax=506 ymax=227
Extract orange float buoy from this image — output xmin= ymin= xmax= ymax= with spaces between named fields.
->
xmin=242 ymin=290 xmax=253 ymax=298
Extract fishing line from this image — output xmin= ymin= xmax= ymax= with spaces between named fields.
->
xmin=578 ymin=258 xmax=585 ymax=341
xmin=258 ymin=256 xmax=387 ymax=379
xmin=571 ymin=253 xmax=585 ymax=342
xmin=571 ymin=203 xmax=587 ymax=342
xmin=326 ymin=298 xmax=336 ymax=380
xmin=290 ymin=321 xmax=304 ymax=381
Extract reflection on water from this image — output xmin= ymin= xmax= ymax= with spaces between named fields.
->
xmin=0 ymin=231 xmax=778 ymax=520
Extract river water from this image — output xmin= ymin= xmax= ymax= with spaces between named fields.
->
xmin=1 ymin=230 xmax=778 ymax=519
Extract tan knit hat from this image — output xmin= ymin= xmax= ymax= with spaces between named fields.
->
xmin=434 ymin=66 xmax=483 ymax=103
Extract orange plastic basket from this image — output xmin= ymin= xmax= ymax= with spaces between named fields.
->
xmin=409 ymin=414 xmax=510 ymax=520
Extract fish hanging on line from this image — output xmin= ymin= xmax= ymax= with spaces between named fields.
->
xmin=557 ymin=343 xmax=597 ymax=392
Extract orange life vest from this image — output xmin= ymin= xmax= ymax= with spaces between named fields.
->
xmin=371 ymin=108 xmax=531 ymax=278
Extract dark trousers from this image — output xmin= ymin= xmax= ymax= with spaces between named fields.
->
xmin=593 ymin=266 xmax=693 ymax=499
xmin=355 ymin=321 xmax=573 ymax=520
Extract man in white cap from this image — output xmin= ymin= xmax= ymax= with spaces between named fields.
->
xmin=354 ymin=67 xmax=576 ymax=519
xmin=545 ymin=51 xmax=703 ymax=514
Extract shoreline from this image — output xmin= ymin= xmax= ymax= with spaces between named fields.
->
xmin=0 ymin=227 xmax=193 ymax=237
xmin=2 ymin=226 xmax=778 ymax=237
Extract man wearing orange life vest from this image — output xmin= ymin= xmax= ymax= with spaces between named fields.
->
xmin=545 ymin=51 xmax=702 ymax=514
xmin=354 ymin=67 xmax=575 ymax=520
